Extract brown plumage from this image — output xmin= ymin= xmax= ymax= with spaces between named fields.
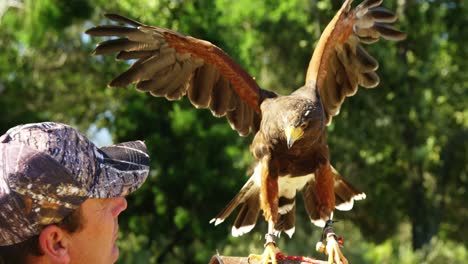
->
xmin=86 ymin=0 xmax=404 ymax=244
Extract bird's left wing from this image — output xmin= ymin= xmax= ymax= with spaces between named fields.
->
xmin=305 ymin=0 xmax=406 ymax=125
xmin=86 ymin=14 xmax=277 ymax=136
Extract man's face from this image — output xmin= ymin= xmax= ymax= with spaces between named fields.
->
xmin=67 ymin=197 xmax=127 ymax=264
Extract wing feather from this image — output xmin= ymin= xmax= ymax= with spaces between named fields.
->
xmin=86 ymin=14 xmax=278 ymax=136
xmin=190 ymin=64 xmax=220 ymax=108
xmin=110 ymin=47 xmax=177 ymax=87
xmin=143 ymin=62 xmax=182 ymax=95
xmin=305 ymin=0 xmax=405 ymax=124
xmin=209 ymin=78 xmax=233 ymax=117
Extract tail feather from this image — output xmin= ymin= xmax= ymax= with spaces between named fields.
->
xmin=231 ymin=194 xmax=260 ymax=237
xmin=332 ymin=166 xmax=366 ymax=211
xmin=274 ymin=204 xmax=296 ymax=238
xmin=302 ymin=165 xmax=366 ymax=227
xmin=210 ymin=173 xmax=261 ymax=235
xmin=212 ymin=163 xmax=365 ymax=234
xmin=302 ymin=180 xmax=326 ymax=227
xmin=209 ymin=180 xmax=256 ymax=226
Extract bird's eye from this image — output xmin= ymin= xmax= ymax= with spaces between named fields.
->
xmin=303 ymin=109 xmax=311 ymax=117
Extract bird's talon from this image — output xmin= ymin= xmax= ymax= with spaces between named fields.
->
xmin=248 ymin=242 xmax=279 ymax=264
xmin=325 ymin=235 xmax=348 ymax=264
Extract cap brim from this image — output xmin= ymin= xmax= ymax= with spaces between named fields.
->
xmin=88 ymin=140 xmax=150 ymax=198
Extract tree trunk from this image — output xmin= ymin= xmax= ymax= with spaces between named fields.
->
xmin=409 ymin=165 xmax=437 ymax=250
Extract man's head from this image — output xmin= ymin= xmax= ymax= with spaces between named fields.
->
xmin=0 ymin=122 xmax=150 ymax=263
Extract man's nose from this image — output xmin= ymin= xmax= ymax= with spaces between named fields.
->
xmin=111 ymin=197 xmax=127 ymax=217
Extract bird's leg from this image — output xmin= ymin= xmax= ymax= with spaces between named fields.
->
xmin=316 ymin=219 xmax=348 ymax=264
xmin=248 ymin=220 xmax=279 ymax=264
xmin=249 ymin=156 xmax=280 ymax=263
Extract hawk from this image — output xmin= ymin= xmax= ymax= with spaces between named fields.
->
xmin=86 ymin=0 xmax=405 ymax=263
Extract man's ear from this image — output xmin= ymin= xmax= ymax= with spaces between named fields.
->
xmin=37 ymin=225 xmax=71 ymax=263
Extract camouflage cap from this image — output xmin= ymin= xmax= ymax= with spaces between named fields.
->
xmin=0 ymin=122 xmax=150 ymax=246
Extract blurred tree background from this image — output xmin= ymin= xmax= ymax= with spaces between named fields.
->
xmin=1 ymin=0 xmax=467 ymax=263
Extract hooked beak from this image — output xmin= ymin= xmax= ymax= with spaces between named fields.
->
xmin=285 ymin=126 xmax=304 ymax=149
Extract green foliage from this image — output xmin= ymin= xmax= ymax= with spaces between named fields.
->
xmin=0 ymin=0 xmax=466 ymax=263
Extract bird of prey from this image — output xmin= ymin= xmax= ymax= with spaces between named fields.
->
xmin=86 ymin=0 xmax=405 ymax=263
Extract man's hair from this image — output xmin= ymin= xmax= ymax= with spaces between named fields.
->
xmin=0 ymin=207 xmax=84 ymax=264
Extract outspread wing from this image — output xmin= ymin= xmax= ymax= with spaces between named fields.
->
xmin=305 ymin=0 xmax=406 ymax=125
xmin=86 ymin=14 xmax=277 ymax=136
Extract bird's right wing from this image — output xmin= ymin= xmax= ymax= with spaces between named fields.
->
xmin=86 ymin=14 xmax=277 ymax=136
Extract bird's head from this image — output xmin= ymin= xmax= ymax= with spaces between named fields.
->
xmin=282 ymin=98 xmax=325 ymax=149
xmin=259 ymin=92 xmax=325 ymax=149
